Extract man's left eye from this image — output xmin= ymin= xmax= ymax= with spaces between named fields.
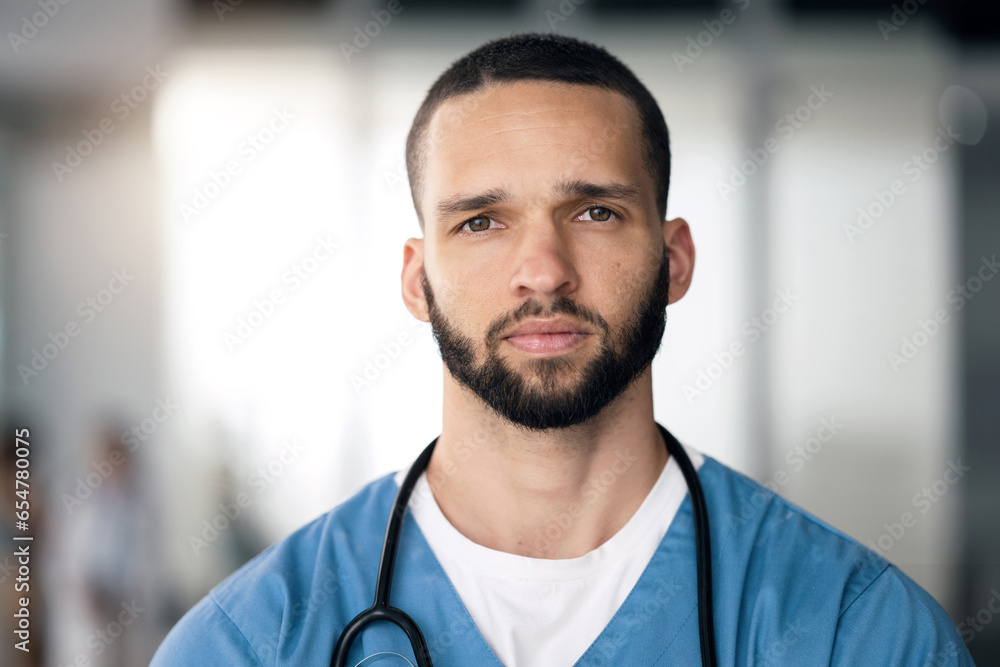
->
xmin=578 ymin=207 xmax=616 ymax=222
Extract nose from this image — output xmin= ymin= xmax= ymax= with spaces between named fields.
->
xmin=507 ymin=218 xmax=580 ymax=298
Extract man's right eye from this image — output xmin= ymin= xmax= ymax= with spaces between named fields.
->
xmin=459 ymin=215 xmax=499 ymax=234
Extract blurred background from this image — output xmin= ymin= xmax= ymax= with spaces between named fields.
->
xmin=0 ymin=0 xmax=998 ymax=664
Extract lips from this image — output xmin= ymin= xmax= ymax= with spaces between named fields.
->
xmin=502 ymin=318 xmax=592 ymax=356
xmin=504 ymin=317 xmax=590 ymax=338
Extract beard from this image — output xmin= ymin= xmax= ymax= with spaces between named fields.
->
xmin=421 ymin=245 xmax=671 ymax=432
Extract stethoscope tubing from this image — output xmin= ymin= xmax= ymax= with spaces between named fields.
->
xmin=331 ymin=423 xmax=716 ymax=667
xmin=332 ymin=438 xmax=438 ymax=667
xmin=657 ymin=422 xmax=718 ymax=667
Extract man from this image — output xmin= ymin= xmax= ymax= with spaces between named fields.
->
xmin=153 ymin=33 xmax=974 ymax=665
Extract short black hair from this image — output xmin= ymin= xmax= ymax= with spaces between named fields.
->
xmin=405 ymin=32 xmax=671 ymax=229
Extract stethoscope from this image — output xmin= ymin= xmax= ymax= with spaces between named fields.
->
xmin=332 ymin=421 xmax=718 ymax=667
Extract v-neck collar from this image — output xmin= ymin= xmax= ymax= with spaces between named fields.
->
xmin=572 ymin=493 xmax=701 ymax=665
xmin=371 ymin=489 xmax=701 ymax=666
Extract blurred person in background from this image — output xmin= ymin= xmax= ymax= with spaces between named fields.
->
xmin=208 ymin=462 xmax=272 ymax=572
xmin=71 ymin=418 xmax=164 ymax=665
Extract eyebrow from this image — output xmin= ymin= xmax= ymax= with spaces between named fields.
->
xmin=435 ymin=187 xmax=510 ymax=219
xmin=556 ymin=179 xmax=643 ymax=204
xmin=434 ymin=179 xmax=644 ymax=221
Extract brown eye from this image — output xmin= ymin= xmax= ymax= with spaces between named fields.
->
xmin=466 ymin=216 xmax=492 ymax=232
xmin=588 ymin=207 xmax=612 ymax=222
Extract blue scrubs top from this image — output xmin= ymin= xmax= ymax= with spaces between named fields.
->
xmin=151 ymin=454 xmax=974 ymax=666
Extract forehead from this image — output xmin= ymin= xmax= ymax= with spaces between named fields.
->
xmin=422 ymin=80 xmax=650 ymax=217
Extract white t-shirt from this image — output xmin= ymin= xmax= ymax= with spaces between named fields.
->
xmin=393 ymin=444 xmax=704 ymax=667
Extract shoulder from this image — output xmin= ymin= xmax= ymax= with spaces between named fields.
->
xmin=829 ymin=564 xmax=975 ymax=665
xmin=151 ymin=594 xmax=263 ymax=666
xmin=696 ymin=456 xmax=973 ymax=664
xmin=151 ymin=473 xmax=399 ymax=666
xmin=698 ymin=456 xmax=887 ymax=612
xmin=698 ymin=455 xmax=883 ymax=576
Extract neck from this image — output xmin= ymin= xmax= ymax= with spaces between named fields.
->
xmin=424 ymin=365 xmax=668 ymax=559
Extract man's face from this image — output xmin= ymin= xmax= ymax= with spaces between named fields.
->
xmin=415 ymin=80 xmax=671 ymax=432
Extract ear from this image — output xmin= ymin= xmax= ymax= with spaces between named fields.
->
xmin=401 ymin=237 xmax=429 ymax=321
xmin=663 ymin=217 xmax=694 ymax=304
